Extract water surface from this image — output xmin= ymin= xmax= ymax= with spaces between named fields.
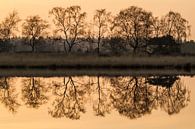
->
xmin=0 ymin=76 xmax=194 ymax=129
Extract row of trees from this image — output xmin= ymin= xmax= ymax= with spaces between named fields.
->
xmin=0 ymin=6 xmax=191 ymax=54
xmin=0 ymin=76 xmax=190 ymax=119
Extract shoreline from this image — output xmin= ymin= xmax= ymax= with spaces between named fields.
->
xmin=0 ymin=68 xmax=194 ymax=77
xmin=0 ymin=53 xmax=194 ymax=76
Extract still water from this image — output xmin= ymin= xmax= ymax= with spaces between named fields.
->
xmin=0 ymin=76 xmax=194 ymax=129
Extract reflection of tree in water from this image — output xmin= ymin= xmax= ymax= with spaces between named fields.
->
xmin=21 ymin=77 xmax=48 ymax=108
xmin=49 ymin=77 xmax=90 ymax=120
xmin=0 ymin=76 xmax=190 ymax=119
xmin=0 ymin=77 xmax=20 ymax=113
xmin=91 ymin=76 xmax=111 ymax=117
xmin=147 ymin=76 xmax=190 ymax=115
xmin=147 ymin=76 xmax=179 ymax=88
xmin=110 ymin=76 xmax=156 ymax=119
xmin=109 ymin=76 xmax=190 ymax=119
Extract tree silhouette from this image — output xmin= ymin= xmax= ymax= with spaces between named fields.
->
xmin=22 ymin=15 xmax=49 ymax=52
xmin=148 ymin=35 xmax=180 ymax=55
xmin=0 ymin=11 xmax=20 ymax=39
xmin=147 ymin=76 xmax=190 ymax=115
xmin=49 ymin=77 xmax=91 ymax=119
xmin=93 ymin=9 xmax=112 ymax=55
xmin=105 ymin=37 xmax=127 ymax=55
xmin=0 ymin=76 xmax=190 ymax=119
xmin=110 ymin=76 xmax=156 ymax=119
xmin=21 ymin=77 xmax=48 ymax=108
xmin=49 ymin=6 xmax=86 ymax=53
xmin=0 ymin=77 xmax=20 ymax=113
xmin=161 ymin=11 xmax=190 ymax=42
xmin=0 ymin=6 xmax=191 ymax=54
xmin=160 ymin=81 xmax=190 ymax=114
xmin=112 ymin=6 xmax=154 ymax=54
xmin=151 ymin=17 xmax=162 ymax=38
xmin=91 ymin=76 xmax=111 ymax=117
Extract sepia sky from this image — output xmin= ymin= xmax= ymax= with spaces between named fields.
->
xmin=0 ymin=0 xmax=194 ymax=39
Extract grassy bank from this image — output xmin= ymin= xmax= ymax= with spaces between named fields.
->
xmin=0 ymin=53 xmax=194 ymax=76
xmin=0 ymin=53 xmax=194 ymax=69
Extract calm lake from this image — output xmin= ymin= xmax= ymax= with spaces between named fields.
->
xmin=0 ymin=75 xmax=194 ymax=129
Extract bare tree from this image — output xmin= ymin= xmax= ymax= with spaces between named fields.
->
xmin=0 ymin=11 xmax=20 ymax=39
xmin=151 ymin=17 xmax=163 ymax=38
xmin=110 ymin=76 xmax=156 ymax=119
xmin=93 ymin=9 xmax=112 ymax=55
xmin=91 ymin=76 xmax=111 ymax=117
xmin=49 ymin=77 xmax=90 ymax=119
xmin=22 ymin=15 xmax=49 ymax=52
xmin=49 ymin=6 xmax=87 ymax=53
xmin=112 ymin=6 xmax=154 ymax=54
xmin=158 ymin=79 xmax=190 ymax=115
xmin=147 ymin=76 xmax=190 ymax=115
xmin=0 ymin=77 xmax=20 ymax=113
xmin=160 ymin=11 xmax=191 ymax=42
xmin=21 ymin=77 xmax=48 ymax=108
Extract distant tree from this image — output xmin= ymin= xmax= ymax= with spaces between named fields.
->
xmin=112 ymin=6 xmax=154 ymax=54
xmin=22 ymin=15 xmax=49 ymax=52
xmin=160 ymin=11 xmax=191 ymax=42
xmin=0 ymin=11 xmax=20 ymax=40
xmin=49 ymin=6 xmax=87 ymax=53
xmin=148 ymin=35 xmax=180 ymax=55
xmin=0 ymin=39 xmax=13 ymax=52
xmin=104 ymin=37 xmax=127 ymax=55
xmin=93 ymin=9 xmax=112 ymax=55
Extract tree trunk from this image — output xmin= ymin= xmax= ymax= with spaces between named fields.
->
xmin=63 ymin=40 xmax=67 ymax=53
xmin=31 ymin=37 xmax=35 ymax=52
xmin=32 ymin=41 xmax=35 ymax=52
xmin=97 ymin=26 xmax=101 ymax=55
xmin=97 ymin=37 xmax=100 ymax=55
xmin=68 ymin=45 xmax=73 ymax=53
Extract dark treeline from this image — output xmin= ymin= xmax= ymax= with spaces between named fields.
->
xmin=0 ymin=6 xmax=194 ymax=55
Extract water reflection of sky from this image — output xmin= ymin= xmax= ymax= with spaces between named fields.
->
xmin=0 ymin=76 xmax=194 ymax=129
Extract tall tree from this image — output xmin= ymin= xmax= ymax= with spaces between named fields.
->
xmin=22 ymin=15 xmax=49 ymax=52
xmin=49 ymin=6 xmax=86 ymax=53
xmin=160 ymin=11 xmax=191 ymax=42
xmin=112 ymin=6 xmax=154 ymax=54
xmin=0 ymin=11 xmax=20 ymax=39
xmin=93 ymin=9 xmax=111 ymax=55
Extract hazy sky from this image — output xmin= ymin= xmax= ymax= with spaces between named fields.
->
xmin=0 ymin=0 xmax=194 ymax=39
